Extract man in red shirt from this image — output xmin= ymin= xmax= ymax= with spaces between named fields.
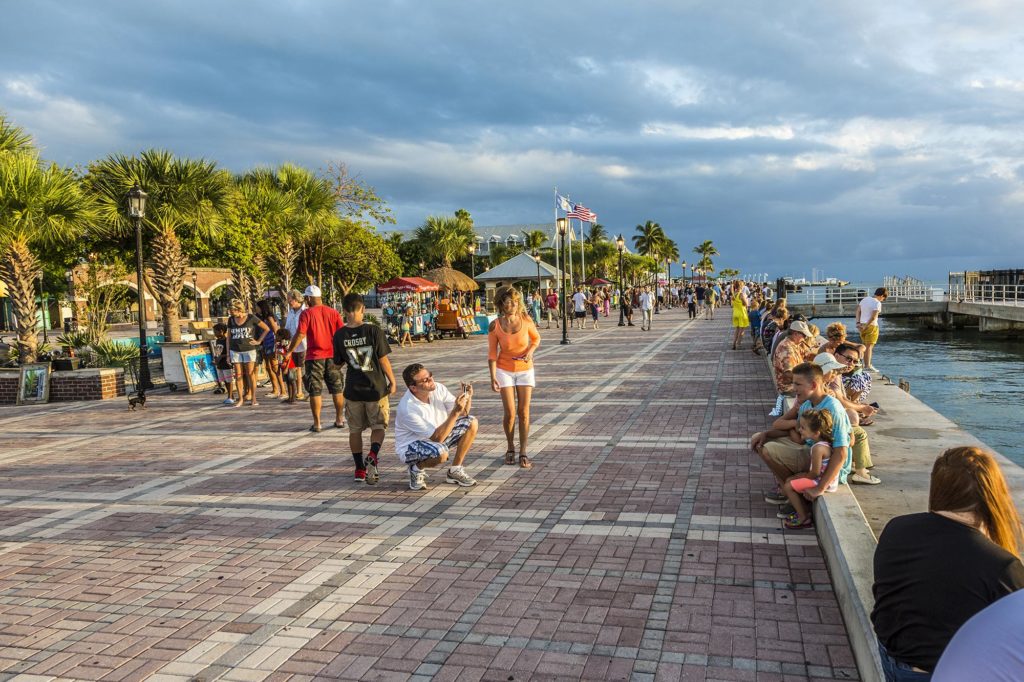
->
xmin=287 ymin=285 xmax=344 ymax=432
xmin=544 ymin=289 xmax=559 ymax=329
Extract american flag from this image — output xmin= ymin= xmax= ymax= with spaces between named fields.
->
xmin=567 ymin=202 xmax=597 ymax=222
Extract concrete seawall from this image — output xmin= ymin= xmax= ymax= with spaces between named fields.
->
xmin=790 ymin=366 xmax=1024 ymax=681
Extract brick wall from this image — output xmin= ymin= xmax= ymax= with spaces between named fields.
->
xmin=50 ymin=368 xmax=126 ymax=402
xmin=0 ymin=370 xmax=18 ymax=405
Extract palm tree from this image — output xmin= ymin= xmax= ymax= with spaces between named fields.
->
xmin=521 ymin=229 xmax=549 ymax=251
xmin=236 ymin=168 xmax=301 ymax=296
xmin=692 ymin=240 xmax=719 ymax=274
xmin=1 ymin=147 xmax=98 ymax=362
xmin=632 ymin=220 xmax=665 ymax=258
xmin=585 ymin=223 xmax=608 ymax=245
xmin=414 ymin=214 xmax=475 ymax=268
xmin=660 ymin=238 xmax=680 ymax=282
xmin=273 ymin=164 xmax=338 ymax=289
xmin=0 ymin=114 xmax=33 ymax=154
xmin=85 ymin=150 xmax=234 ymax=342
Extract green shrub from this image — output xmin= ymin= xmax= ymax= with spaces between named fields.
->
xmin=92 ymin=339 xmax=141 ymax=368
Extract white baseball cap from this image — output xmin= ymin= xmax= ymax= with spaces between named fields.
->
xmin=303 ymin=285 xmax=322 ymax=297
xmin=813 ymin=352 xmax=847 ymax=374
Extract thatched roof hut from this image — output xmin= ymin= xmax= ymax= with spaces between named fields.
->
xmin=422 ymin=267 xmax=478 ymax=292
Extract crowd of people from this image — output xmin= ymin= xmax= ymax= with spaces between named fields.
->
xmin=733 ymin=282 xmax=1024 ymax=679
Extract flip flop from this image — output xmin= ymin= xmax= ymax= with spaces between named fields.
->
xmin=849 ymin=472 xmax=881 ymax=485
xmin=504 ymin=450 xmax=516 ymax=465
xmin=309 ymin=424 xmax=321 ymax=433
xmin=334 ymin=421 xmax=346 ymax=429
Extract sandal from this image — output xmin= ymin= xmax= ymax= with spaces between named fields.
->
xmin=859 ymin=418 xmax=875 ymax=426
xmin=518 ymin=454 xmax=532 ymax=469
xmin=504 ymin=450 xmax=516 ymax=465
xmin=308 ymin=424 xmax=321 ymax=433
xmin=783 ymin=515 xmax=813 ymax=530
xmin=849 ymin=472 xmax=881 ymax=485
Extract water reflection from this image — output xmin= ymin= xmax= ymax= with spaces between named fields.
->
xmin=813 ymin=317 xmax=1024 ymax=466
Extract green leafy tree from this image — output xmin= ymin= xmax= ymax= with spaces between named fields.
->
xmin=521 ymin=229 xmax=548 ymax=251
xmin=0 ymin=142 xmax=98 ymax=361
xmin=84 ymin=150 xmax=234 ymax=342
xmin=324 ymin=220 xmax=403 ymax=294
xmin=632 ymin=220 xmax=665 ymax=257
xmin=235 ymin=168 xmax=301 ymax=294
xmin=0 ymin=113 xmax=33 ymax=154
xmin=585 ymin=223 xmax=608 ymax=244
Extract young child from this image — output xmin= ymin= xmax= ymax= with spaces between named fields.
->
xmin=399 ymin=306 xmax=414 ymax=348
xmin=213 ymin=323 xmax=237 ymax=405
xmin=275 ymin=328 xmax=298 ymax=403
xmin=781 ymin=409 xmax=836 ymax=529
xmin=334 ymin=293 xmax=397 ymax=485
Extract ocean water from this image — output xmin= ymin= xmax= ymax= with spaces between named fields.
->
xmin=812 ymin=316 xmax=1024 ymax=468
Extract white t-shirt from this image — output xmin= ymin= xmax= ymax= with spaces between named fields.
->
xmin=284 ymin=305 xmax=308 ymax=352
xmin=572 ymin=292 xmax=587 ymax=312
xmin=639 ymin=292 xmax=653 ymax=310
xmin=857 ymin=296 xmax=882 ymax=326
xmin=394 ymin=383 xmax=456 ymax=460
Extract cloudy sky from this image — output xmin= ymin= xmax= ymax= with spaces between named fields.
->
xmin=4 ymin=0 xmax=1024 ymax=281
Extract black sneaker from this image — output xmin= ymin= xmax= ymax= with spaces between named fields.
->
xmin=776 ymin=503 xmax=796 ymax=519
xmin=365 ymin=454 xmax=379 ymax=486
xmin=763 ymin=490 xmax=788 ymax=504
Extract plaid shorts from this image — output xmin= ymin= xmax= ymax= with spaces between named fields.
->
xmin=402 ymin=416 xmax=475 ymax=463
xmin=303 ymin=359 xmax=344 ymax=396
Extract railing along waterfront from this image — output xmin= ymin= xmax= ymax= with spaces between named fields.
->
xmin=796 ymin=285 xmax=944 ymax=305
xmin=949 ymin=282 xmax=1024 ymax=307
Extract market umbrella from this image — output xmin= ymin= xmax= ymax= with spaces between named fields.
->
xmin=377 ymin=276 xmax=440 ymax=293
xmin=583 ymin=277 xmax=612 ymax=286
xmin=422 ymin=267 xmax=478 ymax=292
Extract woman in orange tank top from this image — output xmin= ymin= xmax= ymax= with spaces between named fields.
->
xmin=488 ymin=286 xmax=541 ymax=469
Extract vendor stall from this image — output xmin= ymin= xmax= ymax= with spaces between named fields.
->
xmin=376 ymin=277 xmax=440 ymax=342
xmin=421 ymin=267 xmax=481 ymax=339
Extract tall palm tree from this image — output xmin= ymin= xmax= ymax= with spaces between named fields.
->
xmin=85 ymin=150 xmax=234 ymax=342
xmin=1 ymin=149 xmax=98 ymax=362
xmin=692 ymin=240 xmax=719 ymax=274
xmin=273 ymin=164 xmax=338 ymax=289
xmin=660 ymin=238 xmax=680 ymax=282
xmin=632 ymin=220 xmax=665 ymax=258
xmin=236 ymin=168 xmax=300 ymax=296
xmin=415 ymin=214 xmax=475 ymax=268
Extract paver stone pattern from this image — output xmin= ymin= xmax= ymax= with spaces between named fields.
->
xmin=0 ymin=309 xmax=857 ymax=681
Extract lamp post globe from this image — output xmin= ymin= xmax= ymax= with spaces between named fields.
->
xmin=126 ymin=184 xmax=151 ymax=396
xmin=556 ymin=218 xmax=570 ymax=345
xmin=532 ymin=248 xmax=542 ymax=296
xmin=616 ymin=235 xmax=626 ymax=326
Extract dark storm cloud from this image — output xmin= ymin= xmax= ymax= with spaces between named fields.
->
xmin=4 ymin=0 xmax=1024 ymax=280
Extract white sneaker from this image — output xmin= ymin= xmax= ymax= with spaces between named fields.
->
xmin=222 ymin=398 xmax=235 ymax=405
xmin=445 ymin=467 xmax=476 ymax=487
xmin=408 ymin=467 xmax=428 ymax=491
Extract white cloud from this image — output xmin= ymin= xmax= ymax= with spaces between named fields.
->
xmin=642 ymin=122 xmax=795 ymax=141
xmin=630 ymin=62 xmax=704 ymax=107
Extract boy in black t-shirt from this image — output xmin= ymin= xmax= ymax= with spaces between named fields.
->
xmin=334 ymin=293 xmax=397 ymax=484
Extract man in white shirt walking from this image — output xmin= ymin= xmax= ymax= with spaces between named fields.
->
xmin=856 ymin=287 xmax=888 ymax=372
xmin=639 ymin=286 xmax=654 ymax=331
xmin=571 ymin=286 xmax=588 ymax=330
xmin=394 ymin=363 xmax=478 ymax=491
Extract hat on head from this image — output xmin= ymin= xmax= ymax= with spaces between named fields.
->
xmin=813 ymin=352 xmax=847 ymax=374
xmin=789 ymin=320 xmax=812 ymax=337
xmin=303 ymin=285 xmax=322 ymax=298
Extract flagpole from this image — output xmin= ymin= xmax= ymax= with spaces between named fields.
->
xmin=553 ymin=187 xmax=559 ymax=296
xmin=581 ymin=221 xmax=587 ymax=284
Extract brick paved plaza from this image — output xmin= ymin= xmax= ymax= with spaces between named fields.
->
xmin=0 ymin=310 xmax=857 ymax=681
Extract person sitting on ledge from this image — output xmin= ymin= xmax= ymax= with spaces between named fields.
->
xmin=772 ymin=320 xmax=816 ymax=396
xmin=835 ymin=342 xmax=873 ymax=410
xmin=750 ymin=362 xmax=852 ymax=517
xmin=813 ymin=352 xmax=880 ymax=485
xmin=871 ymin=446 xmax=1024 ymax=681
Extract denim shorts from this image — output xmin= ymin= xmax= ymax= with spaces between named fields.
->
xmin=230 ymin=350 xmax=258 ymax=364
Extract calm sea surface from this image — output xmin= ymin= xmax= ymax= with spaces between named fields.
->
xmin=811 ymin=315 xmax=1024 ymax=468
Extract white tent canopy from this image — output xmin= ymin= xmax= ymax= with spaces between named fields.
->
xmin=474 ymin=252 xmax=562 ymax=283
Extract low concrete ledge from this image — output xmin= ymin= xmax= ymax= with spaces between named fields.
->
xmin=816 ymin=488 xmax=884 ymax=682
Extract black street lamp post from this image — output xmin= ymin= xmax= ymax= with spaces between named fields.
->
xmin=191 ymin=270 xmax=199 ymax=320
xmin=557 ymin=218 xmax=570 ymax=345
xmin=127 ymin=185 xmax=152 ymax=394
xmin=468 ymin=243 xmax=476 ymax=278
xmin=616 ymin=235 xmax=626 ymax=326
xmin=532 ymin=248 xmax=542 ymax=294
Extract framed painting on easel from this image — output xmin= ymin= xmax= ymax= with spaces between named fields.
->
xmin=17 ymin=363 xmax=51 ymax=405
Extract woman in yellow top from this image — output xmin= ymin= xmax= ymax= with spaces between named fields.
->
xmin=488 ymin=286 xmax=541 ymax=469
xmin=730 ymin=280 xmax=750 ymax=350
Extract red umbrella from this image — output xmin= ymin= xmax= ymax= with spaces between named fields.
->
xmin=376 ymin=277 xmax=440 ymax=293
xmin=583 ymin=277 xmax=612 ymax=286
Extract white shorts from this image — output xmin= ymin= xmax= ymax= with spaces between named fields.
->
xmin=495 ymin=368 xmax=535 ymax=388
